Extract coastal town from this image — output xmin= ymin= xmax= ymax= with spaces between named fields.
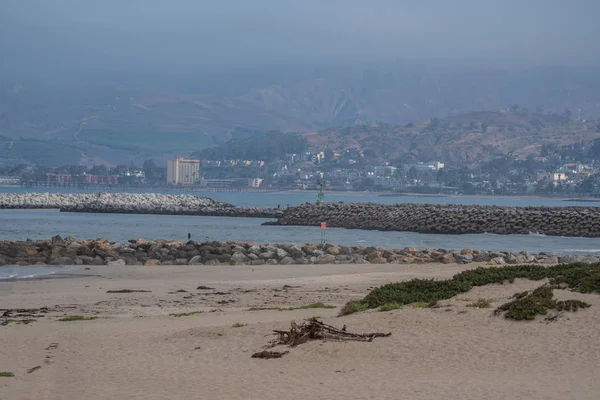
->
xmin=2 ymin=144 xmax=600 ymax=197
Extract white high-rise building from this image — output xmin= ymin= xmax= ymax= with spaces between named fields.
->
xmin=167 ymin=157 xmax=200 ymax=185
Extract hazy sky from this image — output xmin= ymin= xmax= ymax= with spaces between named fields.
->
xmin=1 ymin=0 xmax=599 ymax=77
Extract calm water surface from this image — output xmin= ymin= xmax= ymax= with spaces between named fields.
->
xmin=2 ymin=189 xmax=600 ymax=280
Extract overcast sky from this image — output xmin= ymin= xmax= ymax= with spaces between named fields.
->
xmin=1 ymin=0 xmax=599 ymax=77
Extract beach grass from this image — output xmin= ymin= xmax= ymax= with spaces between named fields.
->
xmin=232 ymin=323 xmax=247 ymax=328
xmin=0 ymin=372 xmax=15 ymax=377
xmin=169 ymin=311 xmax=204 ymax=317
xmin=494 ymin=286 xmax=590 ymax=320
xmin=466 ymin=298 xmax=493 ymax=308
xmin=378 ymin=302 xmax=403 ymax=312
xmin=247 ymin=302 xmax=336 ymax=312
xmin=58 ymin=316 xmax=97 ymax=322
xmin=341 ymin=262 xmax=600 ymax=316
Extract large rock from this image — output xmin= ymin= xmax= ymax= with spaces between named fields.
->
xmin=314 ymin=254 xmax=336 ymax=264
xmin=248 ymin=245 xmax=262 ymax=255
xmin=49 ymin=256 xmax=74 ymax=265
xmin=439 ymin=253 xmax=456 ymax=264
xmin=366 ymin=251 xmax=383 ymax=262
xmin=230 ymin=252 xmax=250 ymax=265
xmin=275 ymin=248 xmax=289 ymax=260
xmin=326 ymin=245 xmax=341 ymax=256
xmin=488 ymin=257 xmax=506 ymax=265
xmin=259 ymin=251 xmax=276 ymax=260
xmin=541 ymin=256 xmax=560 ymax=264
xmin=472 ymin=251 xmax=491 ymax=262
xmin=82 ymin=256 xmax=104 ymax=265
xmin=284 ymin=245 xmax=305 ymax=259
xmin=454 ymin=254 xmax=473 ymax=264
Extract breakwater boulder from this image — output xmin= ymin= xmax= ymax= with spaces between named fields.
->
xmin=0 ymin=193 xmax=282 ymax=218
xmin=264 ymin=202 xmax=600 ymax=238
xmin=0 ymin=236 xmax=593 ymax=267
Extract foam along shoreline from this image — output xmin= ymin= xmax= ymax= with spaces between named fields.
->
xmin=265 ymin=202 xmax=600 ymax=237
xmin=1 ymin=235 xmax=598 ymax=268
xmin=0 ymin=192 xmax=282 ymax=218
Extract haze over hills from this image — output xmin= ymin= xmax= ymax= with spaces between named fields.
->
xmin=1 ymin=64 xmax=600 ymax=166
xmin=2 ymin=1 xmax=600 ymax=167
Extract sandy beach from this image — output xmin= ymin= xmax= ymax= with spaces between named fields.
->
xmin=1 ymin=262 xmax=599 ymax=400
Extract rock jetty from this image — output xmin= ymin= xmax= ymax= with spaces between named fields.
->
xmin=265 ymin=202 xmax=600 ymax=237
xmin=0 ymin=236 xmax=594 ymax=267
xmin=0 ymin=193 xmax=282 ymax=218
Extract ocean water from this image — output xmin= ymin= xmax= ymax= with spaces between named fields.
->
xmin=2 ymin=186 xmax=600 ymax=208
xmin=0 ymin=265 xmax=76 ymax=280
xmin=2 ymin=190 xmax=600 ymax=280
xmin=1 ymin=208 xmax=600 ymax=257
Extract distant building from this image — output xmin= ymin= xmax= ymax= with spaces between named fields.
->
xmin=404 ymin=161 xmax=445 ymax=172
xmin=45 ymin=173 xmax=118 ymax=185
xmin=199 ymin=178 xmax=262 ymax=188
xmin=553 ymin=172 xmax=568 ymax=182
xmin=0 ymin=176 xmax=20 ymax=185
xmin=167 ymin=157 xmax=200 ymax=185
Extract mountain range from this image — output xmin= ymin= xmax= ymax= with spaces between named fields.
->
xmin=1 ymin=64 xmax=599 ymax=166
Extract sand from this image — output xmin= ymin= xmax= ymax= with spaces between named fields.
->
xmin=1 ymin=262 xmax=599 ymax=400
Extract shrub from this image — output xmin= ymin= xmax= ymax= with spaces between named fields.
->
xmin=341 ymin=263 xmax=600 ymax=315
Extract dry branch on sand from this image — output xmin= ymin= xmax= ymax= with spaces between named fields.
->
xmin=251 ymin=351 xmax=289 ymax=359
xmin=252 ymin=318 xmax=391 ymax=359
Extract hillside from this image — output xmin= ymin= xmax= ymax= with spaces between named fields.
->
xmin=304 ymin=111 xmax=600 ymax=165
xmin=1 ymin=64 xmax=600 ymax=165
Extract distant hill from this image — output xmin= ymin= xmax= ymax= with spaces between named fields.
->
xmin=1 ymin=64 xmax=600 ymax=165
xmin=304 ymin=111 xmax=600 ymax=165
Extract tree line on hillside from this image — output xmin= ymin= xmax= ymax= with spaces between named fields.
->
xmin=192 ymin=131 xmax=307 ymax=162
xmin=0 ymin=160 xmax=166 ymax=184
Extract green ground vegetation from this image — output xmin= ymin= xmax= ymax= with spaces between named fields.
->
xmin=57 ymin=315 xmax=98 ymax=322
xmin=341 ymin=263 xmax=600 ymax=318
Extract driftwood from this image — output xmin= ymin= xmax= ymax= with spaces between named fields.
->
xmin=266 ymin=318 xmax=391 ymax=349
xmin=251 ymin=350 xmax=289 ymax=359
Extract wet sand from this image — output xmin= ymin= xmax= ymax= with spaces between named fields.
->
xmin=1 ymin=263 xmax=599 ymax=400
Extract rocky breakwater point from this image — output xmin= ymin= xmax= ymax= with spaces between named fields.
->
xmin=0 ymin=192 xmax=282 ymax=218
xmin=264 ymin=202 xmax=600 ymax=238
xmin=0 ymin=235 xmax=594 ymax=267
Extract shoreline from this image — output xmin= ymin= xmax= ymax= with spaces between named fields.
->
xmin=0 ymin=236 xmax=595 ymax=269
xmin=2 ymin=261 xmax=599 ymax=399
